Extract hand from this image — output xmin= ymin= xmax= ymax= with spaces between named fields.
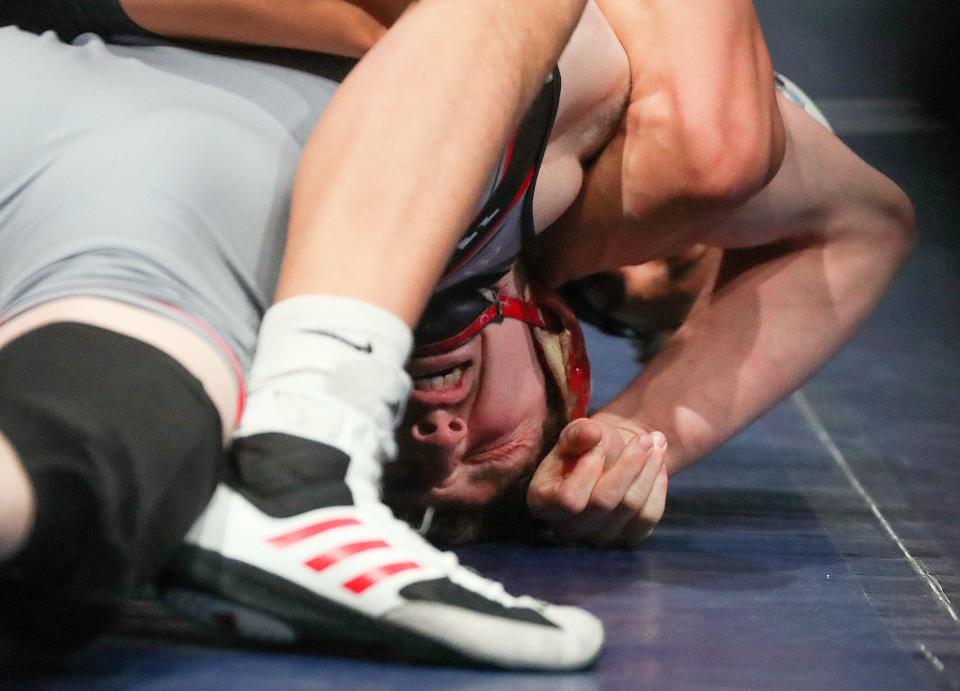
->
xmin=527 ymin=417 xmax=668 ymax=547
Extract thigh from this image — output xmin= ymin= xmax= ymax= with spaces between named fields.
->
xmin=0 ymin=28 xmax=340 ymax=367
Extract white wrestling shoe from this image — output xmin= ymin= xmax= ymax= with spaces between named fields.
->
xmin=160 ymin=476 xmax=603 ymax=669
xmin=159 ymin=356 xmax=604 ymax=670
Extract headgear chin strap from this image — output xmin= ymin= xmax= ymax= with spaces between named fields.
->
xmin=413 ymin=271 xmax=590 ymax=421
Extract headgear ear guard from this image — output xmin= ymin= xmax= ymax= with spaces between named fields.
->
xmin=413 ymin=267 xmax=590 ymax=421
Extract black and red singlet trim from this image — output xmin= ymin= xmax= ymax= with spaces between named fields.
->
xmin=439 ymin=69 xmax=562 ymax=282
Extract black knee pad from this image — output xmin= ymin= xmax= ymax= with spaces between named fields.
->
xmin=0 ymin=322 xmax=225 ymax=655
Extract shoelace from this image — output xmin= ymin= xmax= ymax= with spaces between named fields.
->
xmin=242 ymin=376 xmax=532 ymax=609
xmin=354 ymin=496 xmax=525 ymax=606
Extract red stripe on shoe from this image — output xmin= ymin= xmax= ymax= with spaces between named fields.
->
xmin=268 ymin=518 xmax=362 ymax=548
xmin=343 ymin=561 xmax=421 ymax=594
xmin=305 ymin=540 xmax=389 ymax=572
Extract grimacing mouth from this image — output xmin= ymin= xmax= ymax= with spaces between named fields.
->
xmin=411 ymin=361 xmax=470 ymax=392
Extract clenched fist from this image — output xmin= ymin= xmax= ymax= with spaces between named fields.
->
xmin=527 ymin=417 xmax=668 ymax=547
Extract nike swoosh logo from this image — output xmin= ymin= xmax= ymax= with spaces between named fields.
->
xmin=300 ymin=329 xmax=373 ymax=353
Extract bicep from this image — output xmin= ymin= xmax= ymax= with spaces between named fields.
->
xmin=120 ymin=0 xmax=388 ymax=57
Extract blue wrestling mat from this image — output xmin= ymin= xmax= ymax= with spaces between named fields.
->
xmin=10 ymin=2 xmax=960 ymax=688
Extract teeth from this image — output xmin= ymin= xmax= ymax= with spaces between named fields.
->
xmin=413 ymin=365 xmax=466 ymax=391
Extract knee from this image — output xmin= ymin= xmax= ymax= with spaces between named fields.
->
xmin=0 ymin=434 xmax=34 ymax=561
xmin=0 ymin=323 xmax=225 ymax=649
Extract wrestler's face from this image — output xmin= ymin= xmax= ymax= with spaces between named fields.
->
xmin=392 ymin=317 xmax=549 ymax=512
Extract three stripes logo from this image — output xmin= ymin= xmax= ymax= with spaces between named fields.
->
xmin=267 ymin=517 xmax=422 ymax=595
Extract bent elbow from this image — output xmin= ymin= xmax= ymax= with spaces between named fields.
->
xmin=620 ymin=88 xmax=785 ymax=218
xmin=885 ymin=185 xmax=917 ymax=265
xmin=678 ymin=110 xmax=784 ymax=204
xmin=835 ymin=181 xmax=916 ymax=271
xmin=670 ymin=74 xmax=785 ymax=203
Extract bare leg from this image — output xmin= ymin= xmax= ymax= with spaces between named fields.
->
xmin=274 ymin=0 xmax=587 ymax=324
xmin=0 ymin=433 xmax=32 ymax=561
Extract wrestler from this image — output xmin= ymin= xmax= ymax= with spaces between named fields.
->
xmin=0 ymin=0 xmax=900 ymax=672
xmin=388 ymin=6 xmax=915 ymax=548
xmin=157 ymin=0 xmax=791 ymax=550
xmin=2 ymin=3 xmax=782 ymax=556
xmin=0 ymin=0 xmax=604 ymax=672
xmin=0 ymin=7 xmax=789 ymax=670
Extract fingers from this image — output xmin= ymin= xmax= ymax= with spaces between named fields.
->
xmin=528 ymin=429 xmax=605 ymax=522
xmin=547 ymin=433 xmax=664 ymax=546
xmin=589 ymin=434 xmax=667 ymax=546
xmin=568 ymin=432 xmax=666 ymax=547
xmin=534 ymin=419 xmax=604 ymax=483
xmin=560 ymin=418 xmax=605 ymax=456
xmin=528 ymin=419 xmax=670 ymax=547
xmin=547 ymin=442 xmax=606 ymax=516
xmin=620 ymin=464 xmax=668 ymax=547
xmin=592 ymin=433 xmax=657 ymax=509
xmin=554 ymin=434 xmax=655 ymax=543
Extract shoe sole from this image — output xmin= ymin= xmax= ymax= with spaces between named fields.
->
xmin=159 ymin=544 xmax=508 ymax=667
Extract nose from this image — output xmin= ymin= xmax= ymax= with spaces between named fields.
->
xmin=410 ymin=409 xmax=467 ymax=451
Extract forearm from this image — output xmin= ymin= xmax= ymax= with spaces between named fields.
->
xmin=536 ymin=0 xmax=783 ymax=285
xmin=595 ymin=99 xmax=915 ymax=472
xmin=276 ymin=0 xmax=586 ymax=324
xmin=596 ymin=218 xmax=909 ymax=472
xmin=3 ymin=0 xmax=389 ymax=56
xmin=121 ymin=0 xmax=390 ymax=57
xmin=598 ymin=0 xmax=784 ymax=214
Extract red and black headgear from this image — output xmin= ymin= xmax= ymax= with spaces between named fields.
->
xmin=414 ymin=267 xmax=590 ymax=421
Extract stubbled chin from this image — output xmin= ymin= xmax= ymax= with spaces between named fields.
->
xmin=382 ymin=458 xmax=427 ymax=500
xmin=388 ymin=446 xmax=516 ymax=512
xmin=426 ymin=474 xmax=502 ymax=510
xmin=387 ymin=465 xmax=492 ymax=511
